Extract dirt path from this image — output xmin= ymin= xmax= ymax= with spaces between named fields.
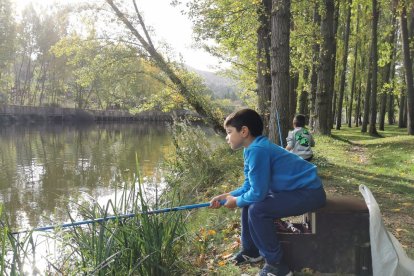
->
xmin=322 ymin=142 xmax=414 ymax=258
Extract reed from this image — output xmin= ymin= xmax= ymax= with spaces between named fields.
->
xmin=0 ymin=159 xmax=188 ymax=275
xmin=0 ymin=205 xmax=5 ymax=275
xmin=51 ymin=157 xmax=188 ymax=275
xmin=165 ymin=120 xmax=243 ymax=200
xmin=0 ymin=205 xmax=33 ymax=275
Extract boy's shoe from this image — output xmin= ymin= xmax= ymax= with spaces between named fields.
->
xmin=257 ymin=263 xmax=292 ymax=276
xmin=230 ymin=251 xmax=263 ymax=266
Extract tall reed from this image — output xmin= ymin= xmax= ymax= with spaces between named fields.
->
xmin=0 ymin=205 xmax=5 ymax=275
xmin=0 ymin=204 xmax=35 ymax=275
xmin=1 ymin=159 xmax=189 ymax=275
xmin=51 ymin=157 xmax=188 ymax=275
xmin=164 ymin=120 xmax=243 ymax=201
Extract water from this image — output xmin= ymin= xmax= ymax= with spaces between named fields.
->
xmin=0 ymin=122 xmax=173 ymax=232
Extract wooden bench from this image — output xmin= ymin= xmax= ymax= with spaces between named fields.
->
xmin=278 ymin=196 xmax=372 ymax=275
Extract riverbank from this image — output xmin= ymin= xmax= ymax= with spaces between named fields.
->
xmin=0 ymin=104 xmax=200 ymax=125
xmin=178 ymin=124 xmax=414 ymax=275
xmin=1 ymin=123 xmax=412 ymax=275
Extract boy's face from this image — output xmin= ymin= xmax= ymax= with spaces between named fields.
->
xmin=225 ymin=125 xmax=247 ymax=150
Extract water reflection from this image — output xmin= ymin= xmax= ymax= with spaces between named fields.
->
xmin=0 ymin=123 xmax=173 ymax=231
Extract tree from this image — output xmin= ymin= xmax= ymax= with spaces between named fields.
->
xmin=105 ymin=0 xmax=225 ymax=132
xmin=309 ymin=3 xmax=321 ymax=130
xmin=369 ymin=0 xmax=379 ymax=136
xmin=378 ymin=0 xmax=397 ymax=131
xmin=256 ymin=0 xmax=272 ymax=135
xmin=13 ymin=3 xmax=41 ymax=105
xmin=400 ymin=1 xmax=414 ymax=135
xmin=0 ymin=0 xmax=15 ymax=94
xmin=361 ymin=48 xmax=372 ymax=133
xmin=268 ymin=0 xmax=291 ymax=145
xmin=336 ymin=0 xmax=352 ymax=130
xmin=348 ymin=4 xmax=360 ymax=128
xmin=315 ymin=0 xmax=335 ymax=135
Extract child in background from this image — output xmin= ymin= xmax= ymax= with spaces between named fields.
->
xmin=210 ymin=109 xmax=326 ymax=276
xmin=285 ymin=114 xmax=315 ymax=162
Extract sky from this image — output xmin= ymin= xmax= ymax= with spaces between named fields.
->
xmin=12 ymin=0 xmax=223 ymax=72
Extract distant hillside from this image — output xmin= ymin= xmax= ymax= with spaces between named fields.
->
xmin=187 ymin=66 xmax=239 ymax=100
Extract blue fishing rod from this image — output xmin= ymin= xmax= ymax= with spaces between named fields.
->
xmin=276 ymin=109 xmax=284 ymax=148
xmin=12 ymin=200 xmax=226 ymax=235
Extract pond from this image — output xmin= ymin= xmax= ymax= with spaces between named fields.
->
xmin=0 ymin=122 xmax=173 ymax=232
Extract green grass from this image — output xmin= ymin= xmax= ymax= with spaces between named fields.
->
xmin=1 ymin=123 xmax=413 ymax=275
xmin=314 ymin=125 xmax=414 ymax=258
xmin=181 ymin=124 xmax=414 ymax=275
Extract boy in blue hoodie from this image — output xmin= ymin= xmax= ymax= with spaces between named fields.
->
xmin=210 ymin=109 xmax=326 ymax=276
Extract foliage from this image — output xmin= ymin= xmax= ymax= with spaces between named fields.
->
xmin=164 ymin=120 xmax=243 ymax=202
xmin=179 ymin=125 xmax=414 ymax=274
xmin=186 ymin=0 xmax=259 ymax=105
xmin=0 ymin=165 xmax=189 ymax=275
xmin=0 ymin=207 xmax=35 ymax=276
xmin=0 ymin=0 xmax=15 ymax=94
xmin=0 ymin=205 xmax=6 ymax=275
xmin=51 ymin=33 xmax=165 ymax=110
xmin=50 ymin=172 xmax=186 ymax=275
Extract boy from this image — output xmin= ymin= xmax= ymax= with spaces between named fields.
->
xmin=285 ymin=114 xmax=315 ymax=161
xmin=210 ymin=109 xmax=326 ymax=276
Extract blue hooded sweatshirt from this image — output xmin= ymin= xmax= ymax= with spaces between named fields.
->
xmin=229 ymin=135 xmax=322 ymax=207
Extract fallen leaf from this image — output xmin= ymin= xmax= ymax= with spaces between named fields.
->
xmin=222 ymin=253 xmax=233 ymax=259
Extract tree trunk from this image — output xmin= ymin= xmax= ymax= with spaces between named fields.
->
xmin=329 ymin=2 xmax=340 ymax=129
xmin=409 ymin=5 xmax=414 ymax=59
xmin=379 ymin=1 xmax=397 ymax=131
xmin=355 ymin=79 xmax=362 ymax=127
xmin=256 ymin=0 xmax=272 ymax=136
xmin=369 ymin=0 xmax=379 ymax=136
xmin=361 ymin=49 xmax=372 ymax=133
xmin=289 ymin=72 xmax=299 ymax=120
xmin=336 ymin=0 xmax=352 ymax=130
xmin=399 ymin=93 xmax=407 ymax=128
xmin=348 ymin=41 xmax=358 ymax=128
xmin=315 ymin=0 xmax=334 ymax=135
xmin=309 ymin=3 xmax=320 ymax=130
xmin=400 ymin=4 xmax=414 ymax=135
xmin=388 ymin=93 xmax=395 ymax=125
xmin=106 ymin=0 xmax=225 ymax=133
xmin=348 ymin=6 xmax=361 ymax=128
xmin=269 ymin=0 xmax=291 ymax=145
xmin=299 ymin=68 xmax=310 ymax=117
xmin=332 ymin=84 xmax=337 ymax=126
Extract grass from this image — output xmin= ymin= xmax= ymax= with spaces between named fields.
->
xmin=0 ymin=160 xmax=189 ymax=275
xmin=181 ymin=124 xmax=414 ymax=275
xmin=314 ymin=125 xmax=414 ymax=259
xmin=1 ymin=123 xmax=413 ymax=275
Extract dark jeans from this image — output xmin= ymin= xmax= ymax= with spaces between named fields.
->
xmin=305 ymin=156 xmax=313 ymax=162
xmin=240 ymin=186 xmax=326 ymax=265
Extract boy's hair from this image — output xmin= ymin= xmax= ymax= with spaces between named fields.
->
xmin=294 ymin=114 xmax=306 ymax=127
xmin=224 ymin=109 xmax=263 ymax=137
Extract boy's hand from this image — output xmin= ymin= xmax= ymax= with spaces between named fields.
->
xmin=210 ymin=193 xmax=229 ymax=209
xmin=224 ymin=195 xmax=237 ymax=209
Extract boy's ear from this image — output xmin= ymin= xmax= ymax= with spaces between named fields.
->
xmin=241 ymin=126 xmax=250 ymax=137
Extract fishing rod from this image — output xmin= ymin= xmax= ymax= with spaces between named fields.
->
xmin=276 ymin=109 xmax=284 ymax=148
xmin=12 ymin=200 xmax=226 ymax=235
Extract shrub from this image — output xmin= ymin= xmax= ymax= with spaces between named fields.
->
xmin=164 ymin=120 xmax=243 ymax=202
